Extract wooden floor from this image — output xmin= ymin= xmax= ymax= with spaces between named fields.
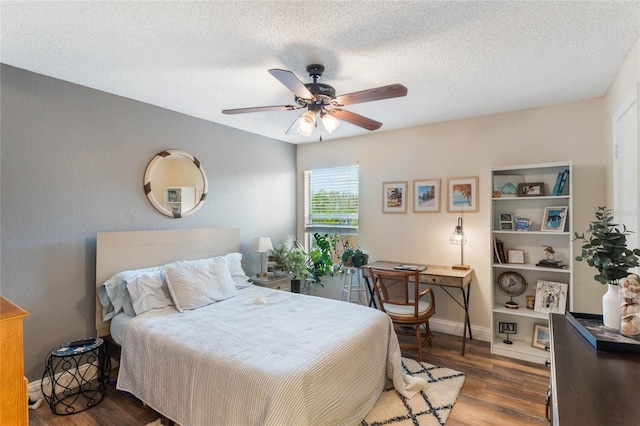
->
xmin=29 ymin=331 xmax=550 ymax=426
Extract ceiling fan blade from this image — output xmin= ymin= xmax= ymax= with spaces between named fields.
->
xmin=222 ymin=105 xmax=300 ymax=115
xmin=334 ymin=84 xmax=407 ymax=106
xmin=268 ymin=69 xmax=314 ymax=99
xmin=331 ymin=109 xmax=382 ymax=131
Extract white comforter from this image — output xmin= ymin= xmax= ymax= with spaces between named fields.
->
xmin=116 ymin=285 xmax=426 ymax=426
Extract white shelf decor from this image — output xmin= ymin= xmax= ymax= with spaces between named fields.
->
xmin=490 ymin=161 xmax=573 ymax=364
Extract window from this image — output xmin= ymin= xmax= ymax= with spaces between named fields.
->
xmin=304 ymin=165 xmax=359 ymax=237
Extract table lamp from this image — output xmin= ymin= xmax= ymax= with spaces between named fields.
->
xmin=251 ymin=237 xmax=273 ymax=278
xmin=450 ymin=217 xmax=470 ymax=270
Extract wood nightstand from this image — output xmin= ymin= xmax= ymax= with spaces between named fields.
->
xmin=250 ymin=275 xmax=291 ymax=292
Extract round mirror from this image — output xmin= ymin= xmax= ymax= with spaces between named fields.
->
xmin=144 ymin=150 xmax=208 ymax=218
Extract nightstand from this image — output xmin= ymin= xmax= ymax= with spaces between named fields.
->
xmin=250 ymin=275 xmax=291 ymax=292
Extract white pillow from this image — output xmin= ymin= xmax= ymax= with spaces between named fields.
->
xmin=225 ymin=252 xmax=252 ymax=289
xmin=126 ymin=270 xmax=174 ymax=315
xmin=165 ymin=256 xmax=237 ymax=312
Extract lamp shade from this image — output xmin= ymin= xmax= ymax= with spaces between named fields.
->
xmin=450 ymin=217 xmax=467 ymax=245
xmin=297 ymin=111 xmax=316 ymax=136
xmin=320 ymin=112 xmax=340 ymax=133
xmin=251 ymin=237 xmax=273 ymax=253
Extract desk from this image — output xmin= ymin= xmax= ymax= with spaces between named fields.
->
xmin=363 ymin=261 xmax=474 ymax=355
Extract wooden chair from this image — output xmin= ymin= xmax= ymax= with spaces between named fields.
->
xmin=370 ymin=268 xmax=436 ymax=361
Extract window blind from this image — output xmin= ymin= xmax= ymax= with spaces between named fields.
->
xmin=304 ymin=165 xmax=359 ymax=235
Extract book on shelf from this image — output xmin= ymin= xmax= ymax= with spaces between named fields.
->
xmin=536 ymin=260 xmax=568 ymax=269
xmin=493 ymin=238 xmax=507 ymax=264
xmin=552 ymin=172 xmax=563 ymax=196
xmin=394 ymin=265 xmax=426 ymax=271
xmin=555 ymin=169 xmax=569 ymax=195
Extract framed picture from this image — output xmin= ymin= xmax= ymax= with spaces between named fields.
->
xmin=498 ymin=322 xmax=517 ymax=334
xmin=493 ymin=175 xmax=524 ymax=198
xmin=534 ymin=280 xmax=568 ymax=315
xmin=532 ymin=323 xmax=550 ymax=350
xmin=508 ymin=250 xmax=524 ymax=264
xmin=447 ymin=176 xmax=479 ymax=213
xmin=413 ymin=178 xmax=440 ymax=213
xmin=518 ymin=182 xmax=545 ymax=197
xmin=500 ymin=222 xmax=514 ymax=231
xmin=382 ymin=181 xmax=407 ymax=213
xmin=541 ymin=206 xmax=568 ymax=232
xmin=499 ymin=213 xmax=513 ymax=222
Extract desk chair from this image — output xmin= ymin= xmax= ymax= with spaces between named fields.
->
xmin=370 ymin=268 xmax=436 ymax=361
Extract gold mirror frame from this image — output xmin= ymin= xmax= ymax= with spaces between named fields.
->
xmin=143 ymin=149 xmax=208 ymax=218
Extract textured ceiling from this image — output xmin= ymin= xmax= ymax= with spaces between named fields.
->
xmin=1 ymin=1 xmax=639 ymax=144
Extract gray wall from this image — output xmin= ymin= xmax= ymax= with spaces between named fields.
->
xmin=1 ymin=65 xmax=297 ymax=380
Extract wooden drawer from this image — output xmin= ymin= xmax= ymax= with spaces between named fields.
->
xmin=251 ymin=276 xmax=291 ymax=292
xmin=421 ymin=274 xmax=462 ymax=287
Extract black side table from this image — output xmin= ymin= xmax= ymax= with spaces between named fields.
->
xmin=41 ymin=337 xmax=110 ymax=415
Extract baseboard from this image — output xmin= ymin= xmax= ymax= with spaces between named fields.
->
xmin=28 ymin=357 xmax=119 ymax=401
xmin=430 ymin=318 xmax=491 ymax=343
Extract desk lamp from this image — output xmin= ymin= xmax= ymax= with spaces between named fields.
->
xmin=450 ymin=217 xmax=470 ymax=270
xmin=251 ymin=237 xmax=273 ymax=278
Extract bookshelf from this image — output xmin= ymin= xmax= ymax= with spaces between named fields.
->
xmin=490 ymin=161 xmax=573 ymax=364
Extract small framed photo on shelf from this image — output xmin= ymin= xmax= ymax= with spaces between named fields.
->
xmin=532 ymin=324 xmax=550 ymax=350
xmin=413 ymin=178 xmax=440 ymax=213
xmin=500 ymin=222 xmax=514 ymax=231
xmin=541 ymin=206 xmax=568 ymax=232
xmin=499 ymin=212 xmax=514 ymax=231
xmin=515 ymin=217 xmax=532 ymax=231
xmin=498 ymin=322 xmax=517 ymax=334
xmin=534 ymin=280 xmax=568 ymax=315
xmin=382 ymin=181 xmax=407 ymax=213
xmin=447 ymin=176 xmax=479 ymax=213
xmin=518 ymin=182 xmax=545 ymax=197
xmin=508 ymin=250 xmax=525 ymax=264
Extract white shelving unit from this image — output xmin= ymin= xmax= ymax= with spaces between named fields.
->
xmin=490 ymin=162 xmax=573 ymax=364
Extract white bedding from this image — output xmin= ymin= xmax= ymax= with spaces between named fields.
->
xmin=116 ymin=286 xmax=426 ymax=426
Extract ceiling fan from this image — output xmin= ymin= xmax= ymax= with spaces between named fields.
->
xmin=222 ymin=64 xmax=408 ymax=136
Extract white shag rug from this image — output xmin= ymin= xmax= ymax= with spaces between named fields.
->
xmin=146 ymin=357 xmax=465 ymax=426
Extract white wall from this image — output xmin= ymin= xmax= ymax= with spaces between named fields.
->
xmin=298 ymin=98 xmax=606 ymax=338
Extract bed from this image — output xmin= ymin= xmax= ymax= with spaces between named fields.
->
xmin=96 ymin=228 xmax=426 ymax=426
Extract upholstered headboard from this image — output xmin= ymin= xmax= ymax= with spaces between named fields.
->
xmin=95 ymin=227 xmax=241 ymax=337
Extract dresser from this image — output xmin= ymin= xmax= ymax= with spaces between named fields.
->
xmin=549 ymin=313 xmax=640 ymax=425
xmin=0 ymin=296 xmax=29 ymax=426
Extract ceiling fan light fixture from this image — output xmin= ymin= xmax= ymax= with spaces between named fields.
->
xmin=298 ymin=111 xmax=316 ymax=136
xmin=320 ymin=112 xmax=340 ymax=133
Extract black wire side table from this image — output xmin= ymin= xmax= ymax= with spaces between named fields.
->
xmin=41 ymin=337 xmax=110 ymax=415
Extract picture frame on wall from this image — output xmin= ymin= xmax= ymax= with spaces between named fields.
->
xmin=413 ymin=178 xmax=440 ymax=213
xmin=447 ymin=176 xmax=479 ymax=213
xmin=541 ymin=206 xmax=568 ymax=232
xmin=382 ymin=181 xmax=408 ymax=213
xmin=532 ymin=324 xmax=550 ymax=350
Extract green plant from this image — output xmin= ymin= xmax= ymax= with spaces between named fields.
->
xmin=286 ymin=244 xmax=309 ymax=281
xmin=342 ymin=245 xmax=366 ymax=267
xmin=270 ymin=241 xmax=309 ymax=281
xmin=574 ymin=206 xmax=640 ymax=284
xmin=306 ymin=233 xmax=335 ymax=284
xmin=270 ymin=241 xmax=289 ymax=271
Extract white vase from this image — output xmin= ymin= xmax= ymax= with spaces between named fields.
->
xmin=602 ymin=283 xmax=620 ymax=329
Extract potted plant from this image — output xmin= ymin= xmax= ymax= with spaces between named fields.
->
xmin=574 ymin=206 xmax=640 ymax=329
xmin=307 ymin=233 xmax=341 ymax=285
xmin=270 ymin=241 xmax=309 ymax=293
xmin=270 ymin=241 xmax=290 ymax=277
xmin=285 ymin=244 xmax=309 ymax=293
